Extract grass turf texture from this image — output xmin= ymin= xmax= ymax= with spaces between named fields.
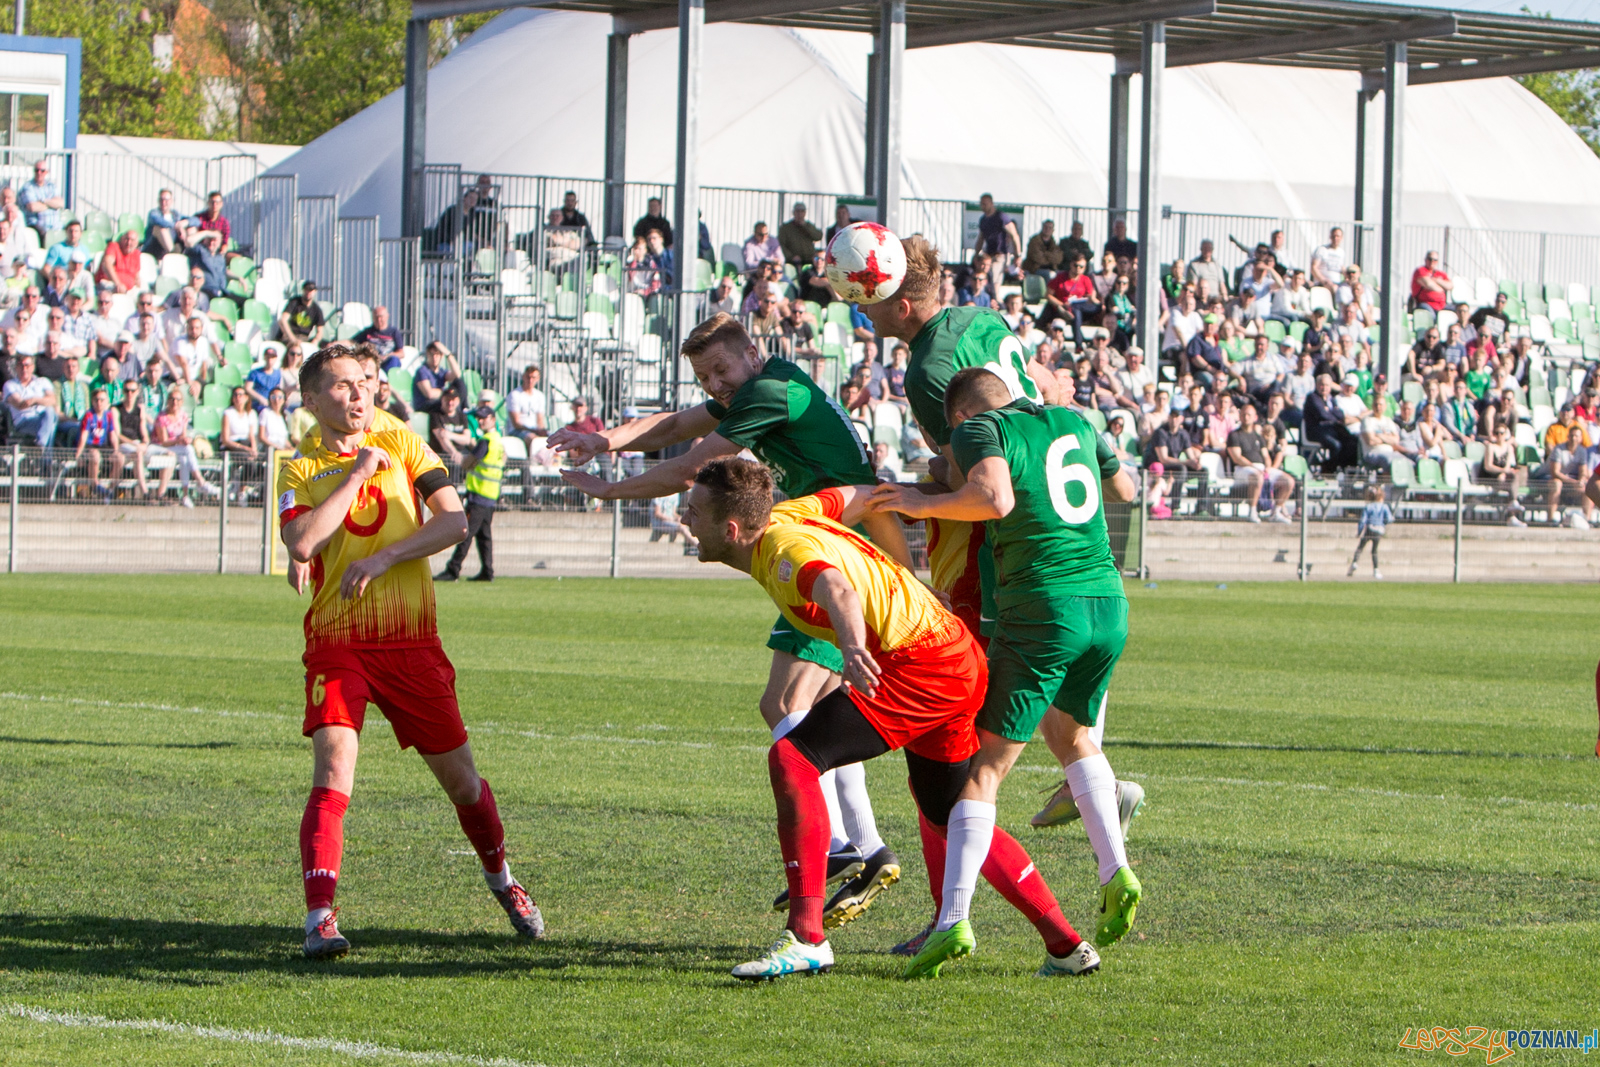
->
xmin=0 ymin=575 xmax=1596 ymax=1065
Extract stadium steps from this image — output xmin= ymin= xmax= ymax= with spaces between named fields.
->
xmin=1144 ymin=521 xmax=1600 ymax=582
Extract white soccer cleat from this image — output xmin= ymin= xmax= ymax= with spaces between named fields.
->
xmin=1117 ymin=779 xmax=1146 ymax=839
xmin=1036 ymin=939 xmax=1101 ymax=977
xmin=731 ymin=930 xmax=834 ymax=981
xmin=1033 ymin=779 xmax=1145 ymax=837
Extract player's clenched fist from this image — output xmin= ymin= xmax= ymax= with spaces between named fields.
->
xmin=350 ymin=446 xmax=392 ymax=482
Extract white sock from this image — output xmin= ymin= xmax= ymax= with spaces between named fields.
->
xmin=832 ymin=762 xmax=885 ymax=857
xmin=770 ymin=709 xmax=809 ymax=742
xmin=1088 ymin=692 xmax=1108 ymax=751
xmin=305 ymin=906 xmax=333 ymax=935
xmin=1066 ymin=753 xmax=1128 ymax=885
xmin=483 ymin=862 xmax=513 ymax=892
xmin=818 ymin=768 xmax=851 ymax=854
xmin=936 ymin=799 xmax=996 ymax=931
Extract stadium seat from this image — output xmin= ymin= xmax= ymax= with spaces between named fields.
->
xmin=160 ymin=253 xmax=189 ymax=281
xmin=554 ymin=291 xmax=578 ymax=319
xmin=720 ymin=244 xmax=744 ymax=269
xmin=1474 ymin=278 xmax=1496 ymax=306
xmin=581 ymin=311 xmax=611 ymax=339
xmin=212 ymin=300 xmax=239 ymax=329
xmin=1309 ymin=286 xmax=1334 ymax=312
xmin=153 ymin=276 xmax=181 ymax=299
xmin=473 ymin=248 xmax=499 ymax=276
xmin=1549 ymin=297 xmax=1572 ymax=321
xmin=1530 ymin=315 xmax=1553 ymax=342
xmin=1497 ymin=279 xmax=1521 ymax=300
xmin=242 ymin=299 xmax=273 ymax=330
xmin=387 ymin=368 xmax=413 ymax=397
xmin=1464 ymin=440 xmax=1486 ymax=466
xmin=500 ymin=434 xmax=528 ymax=462
xmin=1442 ymin=441 xmax=1463 ymax=460
xmin=1442 ymin=459 xmax=1491 ymax=495
xmin=1023 ymin=275 xmax=1046 ymax=301
xmin=500 ymin=268 xmax=531 ymax=298
xmin=826 ymin=302 xmax=854 ymax=328
xmin=617 ymin=293 xmax=646 ymax=343
xmin=1289 ymin=321 xmax=1308 ymax=343
xmin=692 ymin=259 xmax=715 ymax=292
xmin=227 ymin=255 xmax=255 ymax=281
xmin=1264 ymin=320 xmax=1287 ymax=342
xmin=1436 ymin=309 xmax=1458 ymax=331
xmin=591 ymin=272 xmax=619 ymax=298
xmin=409 ymin=412 xmax=432 ymax=439
xmin=1388 ymin=455 xmax=1414 ymax=493
xmin=585 ymin=293 xmax=615 ymax=318
xmin=1411 ymin=307 xmax=1435 ymax=332
xmin=336 ymin=323 xmax=362 ymax=341
xmin=138 ymin=252 xmax=159 ymax=288
xmin=215 ymin=364 xmax=244 ymax=389
xmin=1532 ymin=404 xmax=1556 ymax=436
xmin=201 ymin=383 xmax=230 ymax=408
xmin=192 ymin=407 xmax=223 ymax=439
xmin=873 ymin=401 xmax=903 ymax=435
xmin=117 ymin=212 xmax=143 ymax=237
xmin=340 ymin=302 xmax=373 ymax=331
xmin=1414 ymin=457 xmax=1450 ymax=494
xmin=223 ymin=341 xmax=251 ymax=367
xmin=1080 ymin=408 xmax=1107 ymax=433
xmin=1515 ymin=422 xmax=1539 ymax=450
xmin=1401 ymin=381 xmax=1424 ymax=405
xmin=637 ymin=335 xmax=663 ymax=363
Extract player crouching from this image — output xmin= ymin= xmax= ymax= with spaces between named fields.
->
xmin=684 ymin=458 xmax=1097 ymax=980
xmin=280 ymin=346 xmax=543 ymax=958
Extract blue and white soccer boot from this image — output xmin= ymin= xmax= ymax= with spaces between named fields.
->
xmin=1035 ymin=940 xmax=1101 ymax=977
xmin=731 ymin=930 xmax=834 ymax=981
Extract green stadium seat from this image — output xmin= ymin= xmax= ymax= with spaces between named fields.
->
xmin=1464 ymin=440 xmax=1486 ymax=465
xmin=227 ymin=256 xmax=255 ymax=281
xmin=337 ymin=323 xmax=362 ymax=341
xmin=1502 ymin=296 xmax=1523 ymax=322
xmin=1553 ymin=318 xmax=1574 ymax=340
xmin=462 ymin=369 xmax=484 ymax=403
xmin=222 ymin=342 xmax=251 ymax=367
xmin=692 ymin=259 xmax=714 ymax=292
xmin=192 ymin=407 xmax=223 ymax=439
xmin=201 ymin=383 xmax=230 ymax=408
xmin=585 ymin=293 xmax=615 ymax=317
xmin=1264 ymin=320 xmax=1287 ymax=342
xmin=1023 ymin=275 xmax=1046 ymax=301
xmin=154 ymin=276 xmax=181 ymax=299
xmin=1289 ymin=321 xmax=1308 ymax=343
xmin=242 ymin=299 xmax=273 ymax=328
xmin=387 ymin=368 xmax=413 ymax=397
xmin=212 ymin=300 xmax=239 ymax=328
xmin=718 ymin=261 xmax=741 ymax=280
xmin=215 ymin=365 xmax=244 ymax=389
xmin=117 ymin=212 xmax=143 ymax=237
xmin=554 ymin=291 xmax=578 ymax=319
xmin=826 ymin=302 xmax=855 ymax=328
xmin=410 ymin=412 xmax=432 ymax=438
xmin=1080 ymin=408 xmax=1107 ymax=433
xmin=1544 ymin=283 xmax=1564 ymax=302
xmin=1415 ymin=457 xmax=1450 ymax=493
xmin=1388 ymin=456 xmax=1414 ymax=492
xmin=1497 ymin=279 xmax=1521 ymax=300
xmin=1401 ymin=380 xmax=1424 ymax=405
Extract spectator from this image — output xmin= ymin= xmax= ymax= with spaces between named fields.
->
xmin=58 ymin=291 xmax=98 ymax=358
xmin=245 ymin=346 xmax=284 ymax=410
xmin=0 ymin=202 xmax=24 ymax=263
xmin=885 ymin=343 xmax=910 ymax=411
xmin=1442 ymin=378 xmax=1478 ymax=444
xmin=1478 ymin=388 xmax=1519 ymax=443
xmin=871 ymin=440 xmax=898 ymax=483
xmin=1101 ymin=412 xmax=1138 ymax=465
xmin=1407 ymin=326 xmax=1445 ymax=379
xmin=353 ymin=305 xmax=404 ymax=365
xmin=1091 ymin=251 xmax=1119 ymax=303
xmin=4 ymin=355 xmax=57 ymax=449
xmin=695 ymin=211 xmax=714 ymax=264
xmin=1059 ymin=220 xmax=1093 ymax=267
xmin=412 ymin=341 xmax=462 ymax=414
xmin=1264 ymin=230 xmax=1294 ymax=274
xmin=1237 ymin=253 xmax=1283 ymax=322
xmin=113 ymin=384 xmax=149 ymax=496
xmin=143 ymin=188 xmax=184 ymax=256
xmin=1414 ymin=402 xmax=1450 ymax=460
xmin=1359 ymin=392 xmax=1401 ymax=472
xmin=558 ymin=190 xmax=593 ymax=243
xmin=41 ymin=266 xmax=71 ymax=308
xmin=797 ymin=252 xmax=834 ymax=308
xmin=742 ymin=222 xmax=781 ymax=271
xmin=1237 ymin=335 xmax=1283 ymax=407
xmin=1022 ymin=219 xmax=1063 ymax=275
xmin=1469 ymin=291 xmax=1511 ymax=341
xmin=1183 ymin=314 xmax=1227 ymax=386
xmin=87 ymin=352 xmax=126 ymax=406
xmin=505 ymin=364 xmax=547 ymax=445
xmin=278 ymin=281 xmax=326 ymax=347
xmin=544 ymin=208 xmax=582 ymax=271
xmin=778 ymin=202 xmax=823 ymax=266
xmin=780 ymin=302 xmax=820 ymax=375
xmin=129 ymin=314 xmax=166 ymax=381
xmin=955 ymin=268 xmax=992 ymax=309
xmin=195 ymin=190 xmax=231 ymax=248
xmin=1394 ymin=398 xmax=1424 ymax=462
xmin=998 ymin=292 xmax=1026 ymax=330
xmin=645 ymin=227 xmax=674 ymax=287
xmin=632 ymin=197 xmax=674 ymax=247
xmin=1106 ymin=273 xmax=1136 ymax=348
xmin=1303 ymin=373 xmax=1358 ymax=471
xmin=62 ymin=254 xmax=95 ymax=304
xmin=373 ymin=376 xmax=410 ymax=423
xmin=137 ymin=357 xmax=168 ymax=419
xmin=650 ymin=494 xmax=697 ymax=553
xmin=1539 ymin=430 xmax=1593 ymax=524
xmin=186 ymin=229 xmax=229 ymax=300
xmin=124 ymin=290 xmax=159 ymax=334
xmin=18 ymin=160 xmax=64 ymax=241
xmin=259 ymin=387 xmax=292 ymax=452
xmin=1545 ymin=404 xmax=1590 ymax=451
xmin=220 ymin=385 xmax=259 ymax=462
xmin=1479 ymin=422 xmax=1527 ymax=524
xmin=972 ymin=194 xmax=1022 ymax=280
xmin=749 ymin=291 xmax=783 ymax=339
xmin=1161 ymin=287 xmax=1203 ymax=361
xmin=825 ymin=203 xmax=856 ymax=247
xmin=97 ymin=231 xmax=142 ymax=295
xmin=428 ymin=389 xmax=474 ymax=464
xmin=172 ymin=314 xmax=217 ymax=399
xmin=1144 ymin=406 xmax=1204 ymax=512
xmin=705 ymin=273 xmax=739 ymax=317
xmin=1185 ymin=240 xmax=1229 ymax=299
xmin=1346 ymin=485 xmax=1391 ymax=579
xmin=1268 ymin=270 xmax=1313 ymax=327
xmin=1410 ymin=251 xmax=1452 ymax=312
xmin=566 ymin=396 xmax=604 ymax=436
xmin=623 ymin=236 xmax=659 ymax=296
xmin=1227 ymin=402 xmax=1295 ymax=523
xmin=44 ymin=220 xmax=85 ymax=271
xmin=1040 ymin=256 xmax=1100 ymax=350
xmin=72 ymin=386 xmax=119 ymax=497
xmin=1104 ymin=217 xmax=1137 ymax=260
xmin=148 ymin=387 xmax=214 ymax=506
xmin=1115 ymin=346 xmax=1154 ymax=400
xmin=1309 ymin=226 xmax=1347 ymax=289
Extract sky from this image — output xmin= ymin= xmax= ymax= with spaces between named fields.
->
xmin=1379 ymin=0 xmax=1597 ymax=21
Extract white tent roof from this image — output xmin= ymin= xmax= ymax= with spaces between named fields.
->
xmin=268 ymin=6 xmax=1600 ymax=239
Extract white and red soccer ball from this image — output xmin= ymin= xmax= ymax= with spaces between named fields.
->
xmin=825 ymin=222 xmax=906 ymax=305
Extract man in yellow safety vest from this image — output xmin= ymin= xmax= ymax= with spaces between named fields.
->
xmin=436 ymin=400 xmax=504 ymax=583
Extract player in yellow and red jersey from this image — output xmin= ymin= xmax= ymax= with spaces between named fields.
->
xmin=683 ymin=457 xmax=1093 ymax=981
xmin=278 ymin=346 xmax=543 ymax=959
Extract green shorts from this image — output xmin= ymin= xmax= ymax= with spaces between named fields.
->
xmin=977 ymin=596 xmax=1128 ymax=742
xmin=766 ymin=613 xmax=844 ymax=674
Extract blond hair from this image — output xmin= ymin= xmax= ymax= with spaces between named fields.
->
xmin=681 ymin=312 xmax=753 ymax=361
xmin=896 ymin=233 xmax=941 ymax=306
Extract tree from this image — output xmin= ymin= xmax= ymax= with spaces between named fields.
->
xmin=5 ymin=0 xmax=207 ymax=138
xmin=1517 ymin=8 xmax=1600 ymax=158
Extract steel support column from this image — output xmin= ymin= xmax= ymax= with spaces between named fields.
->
xmin=1134 ymin=21 xmax=1165 ymax=361
xmin=1108 ymin=66 xmax=1132 ymax=220
xmin=1353 ymin=83 xmax=1378 ymax=269
xmin=1378 ymin=41 xmax=1406 ymax=385
xmin=603 ymin=32 xmax=631 ymax=243
xmin=872 ymin=0 xmax=905 ymax=232
xmin=864 ymin=46 xmax=879 ymax=196
xmin=672 ymin=0 xmax=704 ymax=356
xmin=401 ymin=18 xmax=430 ymax=239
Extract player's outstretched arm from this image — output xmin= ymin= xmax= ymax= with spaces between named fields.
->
xmin=560 ymin=430 xmax=741 ymax=501
xmin=549 ymin=404 xmax=719 ymax=465
xmin=809 ymin=567 xmax=881 ymax=698
xmin=868 ymin=456 xmax=1014 ymax=522
xmin=1103 ymin=465 xmax=1139 ymax=504
xmin=283 ymin=446 xmax=391 ymax=563
xmin=826 ymin=485 xmax=916 ymax=571
xmin=338 ymin=485 xmax=468 ymax=601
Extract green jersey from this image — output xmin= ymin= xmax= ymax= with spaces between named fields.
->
xmin=951 ymin=399 xmax=1125 ymax=608
xmin=904 ymin=306 xmax=1039 ymax=447
xmin=704 ymin=356 xmax=874 ymax=497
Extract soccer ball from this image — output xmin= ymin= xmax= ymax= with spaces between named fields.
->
xmin=826 ymin=222 xmax=906 ymax=305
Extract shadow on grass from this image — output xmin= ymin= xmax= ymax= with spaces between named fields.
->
xmin=0 ymin=914 xmax=746 ymax=981
xmin=1114 ymin=738 xmax=1581 ymax=761
xmin=0 ymin=736 xmax=237 ymax=751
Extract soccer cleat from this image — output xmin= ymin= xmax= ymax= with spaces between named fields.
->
xmin=468 ymin=572 xmax=494 ymax=582
xmin=730 ymin=930 xmax=834 ymax=981
xmin=303 ymin=909 xmax=350 ymax=960
xmin=1032 ymin=779 xmax=1146 ymax=838
xmin=490 ymin=879 xmax=545 ymax=939
xmin=901 ymin=919 xmax=975 ymax=979
xmin=1036 ymin=939 xmax=1102 ymax=977
xmin=772 ymin=846 xmax=864 ymax=911
xmin=1373 ymin=569 xmax=1384 ymax=581
xmin=1095 ymin=866 xmax=1142 ymax=949
xmin=890 ymin=920 xmax=935 ymax=957
xmin=434 ymin=570 xmax=458 ymax=582
xmin=822 ymin=846 xmax=901 ymax=929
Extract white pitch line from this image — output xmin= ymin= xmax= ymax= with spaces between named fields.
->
xmin=0 ymin=690 xmax=289 ymax=721
xmin=5 ymin=1004 xmax=552 ymax=1067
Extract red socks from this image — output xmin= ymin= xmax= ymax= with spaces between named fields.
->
xmin=769 ymin=739 xmax=829 ymax=944
xmin=300 ymin=786 xmax=349 ymax=911
xmin=916 ymin=804 xmax=1082 ymax=957
xmin=453 ymin=777 xmax=506 ymax=874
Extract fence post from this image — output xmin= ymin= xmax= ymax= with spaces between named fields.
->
xmin=1297 ymin=477 xmax=1308 ymax=581
xmin=7 ymin=444 xmax=17 ymax=574
xmin=1137 ymin=466 xmax=1148 ymax=579
xmin=217 ymin=453 xmax=229 ymax=575
xmin=1452 ymin=476 xmax=1464 ymax=583
xmin=610 ymin=493 xmax=622 ymax=579
xmin=261 ymin=456 xmax=274 ymax=575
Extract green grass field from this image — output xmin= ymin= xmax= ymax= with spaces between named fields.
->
xmin=1 ymin=575 xmax=1597 ymax=1065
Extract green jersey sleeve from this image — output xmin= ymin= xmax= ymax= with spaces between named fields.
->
xmin=1094 ymin=426 xmax=1122 ymax=478
xmin=950 ymin=414 xmax=1006 ymax=476
xmin=708 ymin=377 xmax=789 ymax=451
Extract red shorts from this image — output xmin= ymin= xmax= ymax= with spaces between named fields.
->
xmin=302 ymin=642 xmax=467 ymax=755
xmin=848 ymin=628 xmax=986 ymax=763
